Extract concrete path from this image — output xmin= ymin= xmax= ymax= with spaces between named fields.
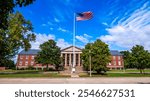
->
xmin=0 ymin=77 xmax=150 ymax=84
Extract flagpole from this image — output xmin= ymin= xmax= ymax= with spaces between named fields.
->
xmin=73 ymin=13 xmax=76 ymax=72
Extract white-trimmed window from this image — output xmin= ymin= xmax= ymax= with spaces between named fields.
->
xmin=31 ymin=61 xmax=34 ymax=65
xmin=118 ymin=61 xmax=121 ymax=66
xmin=19 ymin=61 xmax=22 ymax=66
xmin=31 ymin=55 xmax=34 ymax=59
xmin=118 ymin=56 xmax=121 ymax=60
xmin=20 ymin=55 xmax=23 ymax=59
xmin=26 ymin=55 xmax=29 ymax=59
xmin=113 ymin=56 xmax=116 ymax=60
xmin=113 ymin=61 xmax=116 ymax=65
xmin=25 ymin=61 xmax=28 ymax=66
xmin=109 ymin=62 xmax=111 ymax=65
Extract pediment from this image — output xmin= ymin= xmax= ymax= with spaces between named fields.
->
xmin=61 ymin=46 xmax=82 ymax=52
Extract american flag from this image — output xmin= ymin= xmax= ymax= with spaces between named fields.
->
xmin=76 ymin=11 xmax=93 ymax=21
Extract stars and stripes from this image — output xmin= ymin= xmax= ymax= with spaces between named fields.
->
xmin=76 ymin=11 xmax=93 ymax=21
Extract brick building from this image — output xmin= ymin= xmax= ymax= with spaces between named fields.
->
xmin=16 ymin=46 xmax=124 ymax=71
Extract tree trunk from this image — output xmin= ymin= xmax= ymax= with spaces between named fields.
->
xmin=139 ymin=69 xmax=142 ymax=74
xmin=46 ymin=64 xmax=48 ymax=71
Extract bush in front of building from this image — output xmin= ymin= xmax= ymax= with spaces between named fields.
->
xmin=27 ymin=66 xmax=35 ymax=70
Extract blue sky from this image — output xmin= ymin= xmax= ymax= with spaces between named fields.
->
xmin=15 ymin=0 xmax=150 ymax=50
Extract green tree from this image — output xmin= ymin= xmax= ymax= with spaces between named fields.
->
xmin=0 ymin=12 xmax=36 ymax=66
xmin=0 ymin=0 xmax=36 ymax=67
xmin=5 ymin=59 xmax=16 ymax=70
xmin=131 ymin=45 xmax=150 ymax=74
xmin=0 ymin=0 xmax=35 ymax=29
xmin=81 ymin=39 xmax=111 ymax=74
xmin=35 ymin=40 xmax=62 ymax=71
xmin=120 ymin=51 xmax=134 ymax=69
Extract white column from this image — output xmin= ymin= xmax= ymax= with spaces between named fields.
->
xmin=65 ymin=54 xmax=67 ymax=66
xmin=69 ymin=53 xmax=71 ymax=66
xmin=78 ymin=53 xmax=80 ymax=66
xmin=74 ymin=53 xmax=76 ymax=67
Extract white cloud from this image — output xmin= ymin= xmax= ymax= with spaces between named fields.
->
xmin=58 ymin=27 xmax=69 ymax=33
xmin=54 ymin=17 xmax=60 ymax=23
xmin=84 ymin=34 xmax=92 ymax=38
xmin=30 ymin=33 xmax=71 ymax=49
xmin=57 ymin=39 xmax=71 ymax=49
xmin=76 ymin=35 xmax=88 ymax=43
xmin=31 ymin=33 xmax=55 ymax=49
xmin=48 ymin=21 xmax=53 ymax=26
xmin=41 ymin=24 xmax=47 ymax=26
xmin=41 ymin=21 xmax=54 ymax=27
xmin=100 ymin=2 xmax=150 ymax=50
xmin=50 ymin=27 xmax=53 ymax=30
xmin=76 ymin=34 xmax=92 ymax=44
xmin=102 ymin=22 xmax=108 ymax=26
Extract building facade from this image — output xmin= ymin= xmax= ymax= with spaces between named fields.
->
xmin=16 ymin=46 xmax=124 ymax=71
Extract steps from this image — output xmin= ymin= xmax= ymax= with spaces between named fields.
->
xmin=71 ymin=73 xmax=79 ymax=78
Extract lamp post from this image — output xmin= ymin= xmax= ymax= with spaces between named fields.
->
xmin=89 ymin=49 xmax=92 ymax=77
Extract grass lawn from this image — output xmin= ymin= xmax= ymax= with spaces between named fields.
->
xmin=0 ymin=69 xmax=150 ymax=78
xmin=0 ymin=70 xmax=70 ymax=78
xmin=0 ymin=73 xmax=70 ymax=78
xmin=108 ymin=69 xmax=150 ymax=73
xmin=79 ymin=73 xmax=150 ymax=77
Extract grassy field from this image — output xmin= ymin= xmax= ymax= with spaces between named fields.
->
xmin=80 ymin=69 xmax=150 ymax=77
xmin=0 ymin=69 xmax=150 ymax=78
xmin=0 ymin=70 xmax=70 ymax=78
xmin=79 ymin=73 xmax=150 ymax=77
xmin=108 ymin=69 xmax=150 ymax=73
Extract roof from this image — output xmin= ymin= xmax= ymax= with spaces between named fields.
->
xmin=19 ymin=49 xmax=40 ymax=55
xmin=110 ymin=50 xmax=123 ymax=56
xmin=19 ymin=47 xmax=123 ymax=56
xmin=61 ymin=46 xmax=82 ymax=51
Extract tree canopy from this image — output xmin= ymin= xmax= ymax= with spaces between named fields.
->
xmin=0 ymin=0 xmax=36 ymax=67
xmin=35 ymin=40 xmax=62 ymax=71
xmin=0 ymin=0 xmax=35 ymax=29
xmin=121 ymin=45 xmax=150 ymax=73
xmin=81 ymin=39 xmax=111 ymax=74
xmin=0 ymin=12 xmax=36 ymax=66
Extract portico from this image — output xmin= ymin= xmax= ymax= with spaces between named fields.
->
xmin=61 ymin=46 xmax=82 ymax=72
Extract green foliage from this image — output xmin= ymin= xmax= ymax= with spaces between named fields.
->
xmin=0 ymin=0 xmax=36 ymax=67
xmin=0 ymin=0 xmax=35 ymax=29
xmin=131 ymin=45 xmax=150 ymax=73
xmin=81 ymin=39 xmax=111 ymax=74
xmin=120 ymin=51 xmax=133 ymax=69
xmin=27 ymin=66 xmax=35 ymax=70
xmin=0 ymin=12 xmax=36 ymax=66
xmin=4 ymin=59 xmax=16 ymax=70
xmin=121 ymin=45 xmax=150 ymax=74
xmin=35 ymin=40 xmax=62 ymax=71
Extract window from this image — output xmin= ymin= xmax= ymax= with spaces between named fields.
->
xmin=118 ymin=61 xmax=121 ymax=66
xmin=19 ymin=61 xmax=22 ymax=66
xmin=31 ymin=61 xmax=34 ymax=65
xmin=113 ymin=61 xmax=116 ymax=65
xmin=25 ymin=61 xmax=28 ymax=66
xmin=109 ymin=62 xmax=111 ymax=65
xmin=31 ymin=55 xmax=34 ymax=59
xmin=20 ymin=55 xmax=23 ymax=59
xmin=26 ymin=55 xmax=29 ymax=60
xmin=113 ymin=56 xmax=116 ymax=60
xmin=118 ymin=56 xmax=121 ymax=60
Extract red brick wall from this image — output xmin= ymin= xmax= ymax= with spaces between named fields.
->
xmin=16 ymin=54 xmax=54 ymax=68
xmin=0 ymin=67 xmax=6 ymax=70
xmin=107 ymin=55 xmax=124 ymax=69
xmin=16 ymin=54 xmax=124 ymax=69
xmin=17 ymin=54 xmax=37 ymax=68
